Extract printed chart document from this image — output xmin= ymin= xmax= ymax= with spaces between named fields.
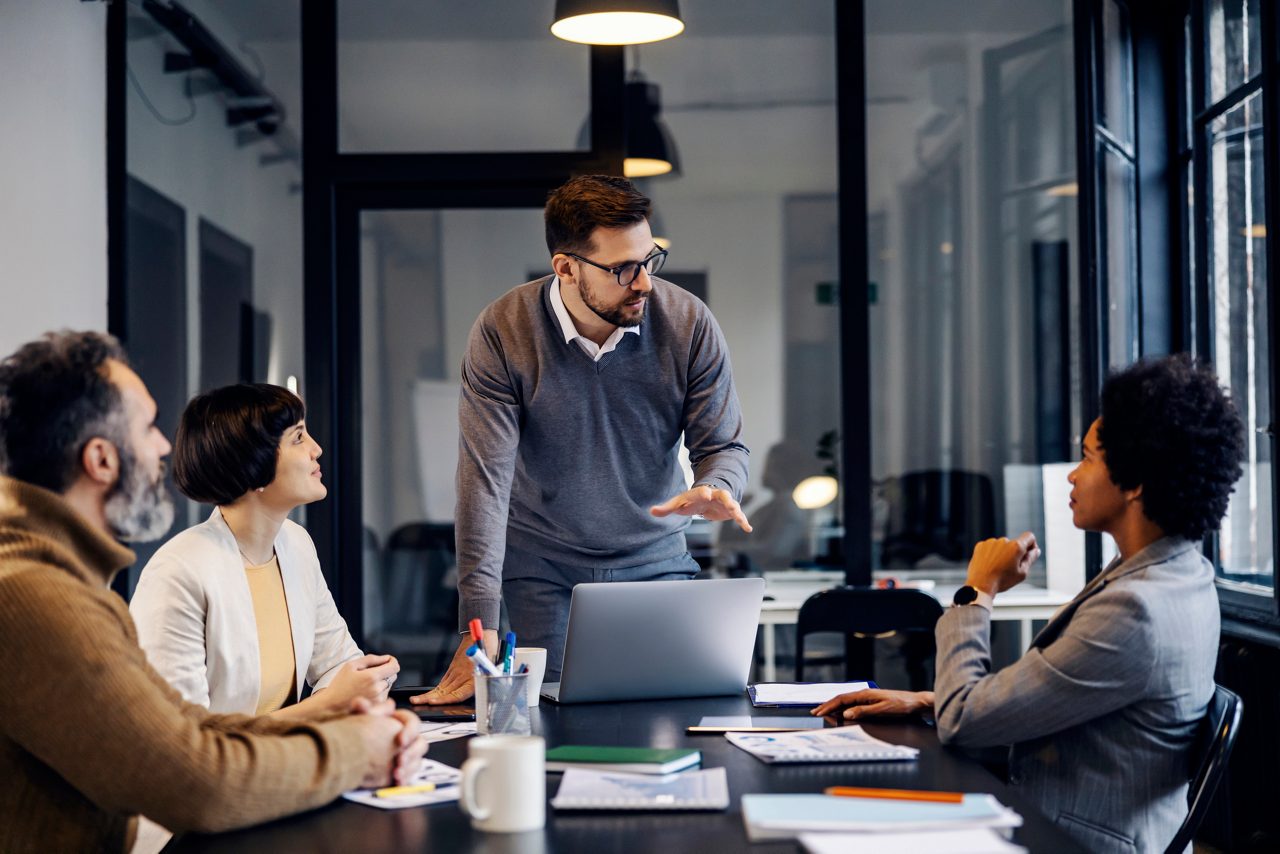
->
xmin=727 ymin=725 xmax=919 ymax=764
xmin=343 ymin=759 xmax=461 ymax=810
xmin=742 ymin=793 xmax=1022 ymax=841
xmin=800 ymin=829 xmax=1026 ymax=854
xmin=551 ymin=767 xmax=730 ymax=811
xmin=749 ymin=681 xmax=874 ymax=707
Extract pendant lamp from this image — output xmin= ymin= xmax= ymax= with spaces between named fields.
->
xmin=622 ymin=75 xmax=680 ymax=177
xmin=575 ymin=72 xmax=681 ymax=178
xmin=552 ymin=0 xmax=684 ymax=46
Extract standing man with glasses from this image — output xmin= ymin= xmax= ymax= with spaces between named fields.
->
xmin=417 ymin=175 xmax=752 ymax=703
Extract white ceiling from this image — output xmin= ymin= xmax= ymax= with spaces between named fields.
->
xmin=200 ymin=0 xmax=1066 ymax=43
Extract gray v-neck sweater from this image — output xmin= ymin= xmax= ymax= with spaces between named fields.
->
xmin=455 ymin=276 xmax=750 ymax=629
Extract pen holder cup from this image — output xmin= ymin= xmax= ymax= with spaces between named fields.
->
xmin=475 ymin=672 xmax=531 ymax=736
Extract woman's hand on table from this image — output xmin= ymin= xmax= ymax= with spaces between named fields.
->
xmin=811 ymin=688 xmax=935 ymax=721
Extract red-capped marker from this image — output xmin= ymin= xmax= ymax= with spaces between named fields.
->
xmin=469 ymin=618 xmax=484 ymax=644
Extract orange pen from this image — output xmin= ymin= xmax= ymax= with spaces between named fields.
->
xmin=823 ymin=786 xmax=964 ymax=804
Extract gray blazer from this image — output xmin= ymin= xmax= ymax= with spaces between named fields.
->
xmin=933 ymin=537 xmax=1219 ymax=854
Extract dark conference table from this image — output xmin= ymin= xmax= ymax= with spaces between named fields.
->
xmin=169 ymin=695 xmax=1086 ymax=853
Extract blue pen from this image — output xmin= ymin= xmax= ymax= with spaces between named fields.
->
xmin=503 ymin=631 xmax=516 ymax=673
xmin=466 ymin=643 xmax=503 ymax=677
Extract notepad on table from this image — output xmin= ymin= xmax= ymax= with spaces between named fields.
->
xmin=741 ymin=793 xmax=1022 ymax=841
xmin=748 ymin=681 xmax=875 ymax=707
xmin=545 ymin=745 xmax=701 ymax=775
xmin=726 ymin=725 xmax=919 ymax=764
xmin=551 ymin=767 xmax=729 ymax=811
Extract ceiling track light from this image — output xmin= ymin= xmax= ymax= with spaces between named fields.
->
xmin=144 ymin=0 xmax=284 ymax=137
xmin=552 ymin=0 xmax=684 ymax=46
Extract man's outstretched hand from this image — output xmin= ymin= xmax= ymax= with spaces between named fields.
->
xmin=651 ymin=485 xmax=752 ymax=533
xmin=410 ymin=629 xmax=499 ymax=705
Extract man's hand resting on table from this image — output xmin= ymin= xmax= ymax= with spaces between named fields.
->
xmin=650 ymin=485 xmax=753 ymax=533
xmin=966 ymin=531 xmax=1041 ymax=598
xmin=350 ymin=697 xmax=429 ymax=787
xmin=410 ymin=629 xmax=499 ymax=705
xmin=811 ymin=688 xmax=935 ymax=721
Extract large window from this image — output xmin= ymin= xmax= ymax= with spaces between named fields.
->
xmin=1183 ymin=0 xmax=1276 ymax=604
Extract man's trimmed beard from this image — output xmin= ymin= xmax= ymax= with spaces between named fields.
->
xmin=104 ymin=440 xmax=174 ymax=542
xmin=578 ymin=279 xmax=645 ymax=329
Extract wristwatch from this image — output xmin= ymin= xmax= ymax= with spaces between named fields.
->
xmin=952 ymin=585 xmax=980 ymax=606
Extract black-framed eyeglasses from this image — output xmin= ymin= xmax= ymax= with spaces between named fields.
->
xmin=565 ymin=247 xmax=667 ymax=287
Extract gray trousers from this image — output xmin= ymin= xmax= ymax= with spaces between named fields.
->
xmin=502 ymin=542 xmax=699 ymax=681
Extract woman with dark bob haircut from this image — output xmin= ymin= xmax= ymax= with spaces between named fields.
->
xmin=131 ymin=384 xmax=400 ymax=717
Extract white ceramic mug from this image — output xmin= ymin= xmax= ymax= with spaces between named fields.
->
xmin=512 ymin=648 xmax=547 ymax=708
xmin=459 ymin=735 xmax=546 ymax=833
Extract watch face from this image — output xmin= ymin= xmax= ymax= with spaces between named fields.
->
xmin=952 ymin=585 xmax=979 ymax=606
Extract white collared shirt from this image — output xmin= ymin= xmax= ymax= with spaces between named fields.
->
xmin=548 ymin=276 xmax=640 ymax=361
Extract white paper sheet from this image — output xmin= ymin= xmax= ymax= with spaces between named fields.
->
xmin=342 ymin=759 xmax=462 ymax=810
xmin=800 ymin=829 xmax=1026 ymax=854
xmin=418 ymin=720 xmax=477 ymax=743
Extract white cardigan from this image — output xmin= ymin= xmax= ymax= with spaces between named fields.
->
xmin=130 ymin=508 xmax=362 ymax=715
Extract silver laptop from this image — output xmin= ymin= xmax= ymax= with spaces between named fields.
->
xmin=540 ymin=577 xmax=765 ymax=704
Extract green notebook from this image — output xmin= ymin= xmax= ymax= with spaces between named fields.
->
xmin=545 ymin=745 xmax=702 ymax=775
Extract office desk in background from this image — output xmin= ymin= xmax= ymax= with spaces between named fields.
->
xmin=758 ymin=571 xmax=1074 ymax=682
xmin=167 ymin=695 xmax=1086 ymax=853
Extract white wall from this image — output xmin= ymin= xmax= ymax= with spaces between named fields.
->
xmin=0 ymin=1 xmax=107 ymax=358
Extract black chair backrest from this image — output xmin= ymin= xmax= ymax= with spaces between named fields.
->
xmin=1164 ymin=684 xmax=1242 ymax=854
xmin=382 ymin=522 xmax=457 ymax=630
xmin=795 ymin=587 xmax=944 ymax=683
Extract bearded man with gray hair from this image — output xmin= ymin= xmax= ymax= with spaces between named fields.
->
xmin=0 ymin=331 xmax=427 ymax=852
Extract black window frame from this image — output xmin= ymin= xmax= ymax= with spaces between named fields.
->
xmin=1179 ymin=0 xmax=1280 ymax=633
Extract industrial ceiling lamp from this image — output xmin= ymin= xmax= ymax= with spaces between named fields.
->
xmin=623 ymin=73 xmax=680 ymax=178
xmin=552 ymin=0 xmax=684 ymax=46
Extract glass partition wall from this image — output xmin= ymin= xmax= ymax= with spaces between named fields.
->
xmin=121 ymin=0 xmax=304 ymax=590
xmin=348 ymin=2 xmax=840 ymax=683
xmin=865 ymin=2 xmax=1082 ymax=594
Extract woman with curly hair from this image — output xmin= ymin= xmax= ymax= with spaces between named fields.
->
xmin=814 ymin=354 xmax=1245 ymax=854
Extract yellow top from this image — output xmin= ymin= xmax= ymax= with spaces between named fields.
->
xmin=244 ymin=555 xmax=296 ymax=715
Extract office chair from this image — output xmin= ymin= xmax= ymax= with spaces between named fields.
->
xmin=370 ymin=522 xmax=459 ymax=681
xmin=795 ymin=587 xmax=944 ymax=688
xmin=1163 ymin=684 xmax=1243 ymax=854
xmin=880 ymin=470 xmax=996 ymax=568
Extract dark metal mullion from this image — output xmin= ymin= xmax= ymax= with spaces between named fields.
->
xmin=1193 ymin=74 xmax=1264 ymax=127
xmin=837 ymin=0 xmax=870 ymax=588
xmin=331 ymin=152 xmax=621 ymax=185
xmin=1075 ymin=0 xmax=1105 ymax=580
xmin=1260 ymin=0 xmax=1280 ymax=616
xmin=332 ymin=191 xmax=364 ymax=639
xmin=1096 ymin=125 xmax=1137 ymax=162
xmin=106 ymin=0 xmax=129 ymax=601
xmin=301 ymin=0 xmax=347 ymax=614
xmin=1190 ymin=2 xmax=1211 ymax=363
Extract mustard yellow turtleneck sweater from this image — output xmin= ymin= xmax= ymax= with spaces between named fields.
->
xmin=0 ymin=476 xmax=371 ymax=852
